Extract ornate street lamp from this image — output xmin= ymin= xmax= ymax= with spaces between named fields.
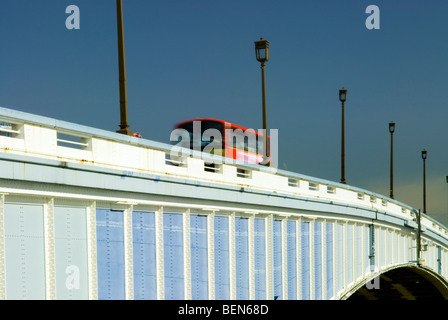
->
xmin=116 ymin=0 xmax=133 ymax=136
xmin=254 ymin=38 xmax=270 ymax=164
xmin=422 ymin=149 xmax=427 ymax=213
xmin=339 ymin=87 xmax=347 ymax=184
xmin=389 ymin=121 xmax=395 ymax=199
xmin=255 ymin=37 xmax=270 ymax=63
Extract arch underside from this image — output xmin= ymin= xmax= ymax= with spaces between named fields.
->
xmin=346 ymin=265 xmax=448 ymax=300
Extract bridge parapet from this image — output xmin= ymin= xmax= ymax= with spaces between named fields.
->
xmin=0 ymin=106 xmax=447 ymax=241
xmin=1 ymin=106 xmax=448 ymax=300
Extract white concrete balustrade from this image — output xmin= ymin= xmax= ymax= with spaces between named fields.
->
xmin=0 ymin=106 xmax=447 ymax=300
xmin=0 ymin=111 xmax=446 ymax=239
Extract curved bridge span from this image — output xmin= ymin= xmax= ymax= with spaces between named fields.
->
xmin=0 ymin=107 xmax=447 ymax=300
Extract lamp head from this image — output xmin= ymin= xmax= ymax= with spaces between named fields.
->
xmin=421 ymin=149 xmax=427 ymax=160
xmin=254 ymin=37 xmax=270 ymax=63
xmin=339 ymin=87 xmax=347 ymax=103
xmin=389 ymin=121 xmax=395 ymax=133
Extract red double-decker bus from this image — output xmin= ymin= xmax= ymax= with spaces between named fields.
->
xmin=173 ymin=118 xmax=269 ymax=164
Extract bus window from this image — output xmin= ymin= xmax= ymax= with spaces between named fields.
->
xmin=178 ymin=120 xmax=224 ymax=151
xmin=228 ymin=127 xmax=257 ymax=154
xmin=174 ymin=118 xmax=269 ymax=164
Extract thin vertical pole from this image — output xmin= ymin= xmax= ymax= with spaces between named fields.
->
xmin=390 ymin=131 xmax=394 ymax=199
xmin=417 ymin=209 xmax=421 ymax=266
xmin=261 ymin=62 xmax=269 ymax=162
xmin=340 ymin=101 xmax=346 ymax=184
xmin=116 ymin=0 xmax=132 ymax=135
xmin=423 ymin=158 xmax=426 ymax=213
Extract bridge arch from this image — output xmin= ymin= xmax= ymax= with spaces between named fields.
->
xmin=345 ymin=264 xmax=448 ymax=300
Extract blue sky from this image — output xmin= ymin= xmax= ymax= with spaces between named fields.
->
xmin=1 ymin=0 xmax=447 ymax=226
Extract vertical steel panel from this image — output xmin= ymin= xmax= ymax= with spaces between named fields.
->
xmin=322 ymin=220 xmax=327 ymax=301
xmin=332 ymin=221 xmax=337 ymax=298
xmin=360 ymin=224 xmax=366 ymax=277
xmin=405 ymin=235 xmax=410 ymax=263
xmin=190 ymin=214 xmax=208 ymax=299
xmin=123 ymin=206 xmax=134 ymax=300
xmin=265 ymin=214 xmax=274 ymax=299
xmin=132 ymin=211 xmax=156 ymax=300
xmin=309 ymin=220 xmax=315 ymax=299
xmin=355 ymin=224 xmax=362 ymax=280
xmin=393 ymin=231 xmax=398 ymax=266
xmin=325 ymin=222 xmax=334 ymax=300
xmin=368 ymin=224 xmax=375 ymax=271
xmin=386 ymin=230 xmax=391 ymax=267
xmin=336 ymin=222 xmax=344 ymax=293
xmin=382 ymin=228 xmax=387 ymax=269
xmin=254 ymin=217 xmax=266 ymax=299
xmin=380 ymin=228 xmax=385 ymax=269
xmin=4 ymin=203 xmax=46 ymax=299
xmin=376 ymin=227 xmax=382 ymax=270
xmin=443 ymin=250 xmax=446 ymax=277
xmin=207 ymin=212 xmax=215 ymax=299
xmin=155 ymin=207 xmax=164 ymax=299
xmin=375 ymin=227 xmax=381 ymax=269
xmin=54 ymin=206 xmax=89 ymax=300
xmin=314 ymin=222 xmax=322 ymax=300
xmin=346 ymin=223 xmax=353 ymax=285
xmin=229 ymin=213 xmax=236 ymax=299
xmin=163 ymin=212 xmax=184 ymax=300
xmin=86 ymin=201 xmax=97 ymax=300
xmin=214 ymin=215 xmax=230 ymax=299
xmin=273 ymin=219 xmax=282 ymax=299
xmin=248 ymin=215 xmax=255 ymax=300
xmin=281 ymin=219 xmax=288 ymax=300
xmin=96 ymin=209 xmax=125 ymax=300
xmin=183 ymin=209 xmax=191 ymax=300
xmin=235 ymin=217 xmax=249 ymax=299
xmin=287 ymin=220 xmax=297 ymax=300
xmin=399 ymin=234 xmax=404 ymax=264
xmin=0 ymin=194 xmax=4 ymax=300
xmin=442 ymin=249 xmax=446 ymax=278
xmin=296 ymin=219 xmax=302 ymax=300
xmin=301 ymin=221 xmax=310 ymax=299
xmin=44 ymin=198 xmax=55 ymax=300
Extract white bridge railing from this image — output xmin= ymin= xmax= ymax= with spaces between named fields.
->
xmin=0 ymin=107 xmax=447 ymax=242
xmin=1 ymin=106 xmax=448 ymax=300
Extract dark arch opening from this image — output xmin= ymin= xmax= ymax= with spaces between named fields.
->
xmin=348 ymin=266 xmax=448 ymax=300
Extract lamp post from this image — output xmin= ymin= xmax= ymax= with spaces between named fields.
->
xmin=254 ymin=37 xmax=270 ymax=163
xmin=417 ymin=209 xmax=422 ymax=266
xmin=116 ymin=0 xmax=133 ymax=136
xmin=422 ymin=149 xmax=427 ymax=213
xmin=389 ymin=121 xmax=395 ymax=199
xmin=339 ymin=88 xmax=347 ymax=184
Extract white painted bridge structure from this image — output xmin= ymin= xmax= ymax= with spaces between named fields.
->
xmin=0 ymin=106 xmax=447 ymax=300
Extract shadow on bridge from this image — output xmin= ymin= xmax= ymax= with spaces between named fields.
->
xmin=347 ymin=266 xmax=448 ymax=300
